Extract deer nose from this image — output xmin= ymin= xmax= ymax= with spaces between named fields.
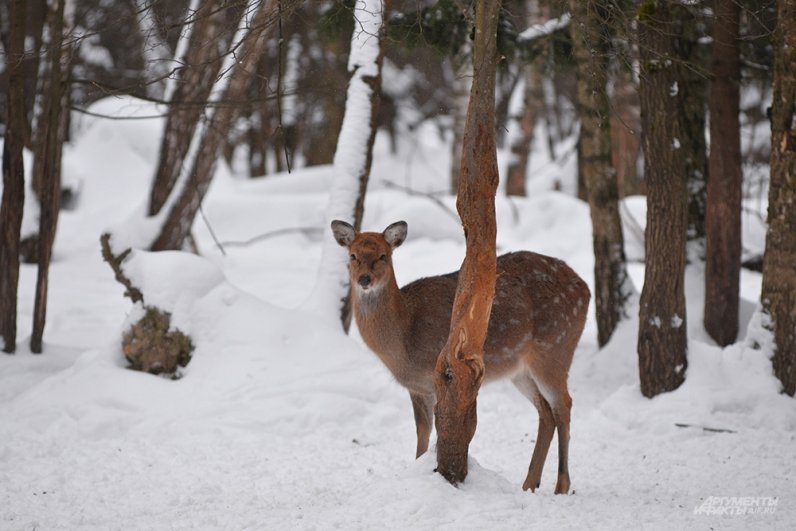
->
xmin=358 ymin=275 xmax=372 ymax=288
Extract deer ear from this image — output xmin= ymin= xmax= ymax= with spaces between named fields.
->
xmin=331 ymin=220 xmax=356 ymax=247
xmin=383 ymin=221 xmax=408 ymax=249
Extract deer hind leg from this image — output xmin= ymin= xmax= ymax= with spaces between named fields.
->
xmin=534 ymin=371 xmax=572 ymax=495
xmin=410 ymin=391 xmax=434 ymax=458
xmin=550 ymin=387 xmax=572 ymax=494
xmin=512 ymin=371 xmax=555 ymax=492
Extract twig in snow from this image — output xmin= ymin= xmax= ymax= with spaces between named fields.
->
xmin=675 ymin=423 xmax=737 ymax=434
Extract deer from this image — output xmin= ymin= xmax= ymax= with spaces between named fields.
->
xmin=331 ymin=220 xmax=590 ymax=494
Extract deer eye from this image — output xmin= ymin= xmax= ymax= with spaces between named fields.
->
xmin=350 ymin=254 xmax=357 ymax=261
xmin=379 ymin=254 xmax=387 ymax=261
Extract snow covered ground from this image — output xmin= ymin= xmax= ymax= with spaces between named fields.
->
xmin=1 ymin=98 xmax=794 ymax=530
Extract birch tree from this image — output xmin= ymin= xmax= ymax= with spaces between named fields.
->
xmin=306 ymin=0 xmax=391 ymax=330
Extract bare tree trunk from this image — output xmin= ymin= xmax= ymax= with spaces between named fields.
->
xmin=150 ymin=0 xmax=277 ymax=251
xmin=636 ymin=1 xmax=688 ymax=398
xmin=148 ymin=0 xmax=231 ymax=216
xmin=704 ymin=0 xmax=742 ymax=346
xmin=762 ymin=0 xmax=796 ymax=396
xmin=0 ymin=0 xmax=27 ymax=354
xmin=30 ymin=0 xmax=72 ymax=354
xmin=679 ymin=3 xmax=708 ymax=252
xmin=434 ymin=0 xmax=500 ymax=486
xmin=569 ymin=0 xmax=632 ymax=348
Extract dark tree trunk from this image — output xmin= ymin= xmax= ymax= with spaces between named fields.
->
xmin=678 ymin=3 xmax=709 ymax=251
xmin=148 ymin=0 xmax=231 ymax=216
xmin=636 ymin=1 xmax=689 ymax=398
xmin=570 ymin=0 xmax=632 ymax=347
xmin=150 ymin=0 xmax=277 ymax=251
xmin=0 ymin=0 xmax=27 ymax=354
xmin=434 ymin=0 xmax=499 ymax=486
xmin=30 ymin=0 xmax=71 ymax=354
xmin=762 ymin=0 xmax=796 ymax=396
xmin=704 ymin=0 xmax=742 ymax=346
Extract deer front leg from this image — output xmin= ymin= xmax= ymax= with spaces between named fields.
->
xmin=410 ymin=391 xmax=435 ymax=458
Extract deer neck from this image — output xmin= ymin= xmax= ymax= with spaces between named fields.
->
xmin=352 ymin=276 xmax=410 ymax=360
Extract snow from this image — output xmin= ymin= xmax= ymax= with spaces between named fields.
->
xmin=1 ymin=95 xmax=794 ymax=530
xmin=306 ymin=0 xmax=387 ymax=322
xmin=517 ymin=13 xmax=571 ymax=43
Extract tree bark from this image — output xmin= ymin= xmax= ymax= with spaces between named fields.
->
xmin=678 ymin=3 xmax=708 ymax=252
xmin=30 ymin=0 xmax=71 ymax=354
xmin=569 ymin=0 xmax=632 ymax=348
xmin=434 ymin=0 xmax=500 ymax=485
xmin=0 ymin=0 xmax=27 ymax=354
xmin=148 ymin=0 xmax=231 ymax=216
xmin=150 ymin=0 xmax=277 ymax=251
xmin=636 ymin=1 xmax=688 ymax=398
xmin=762 ymin=0 xmax=796 ymax=396
xmin=704 ymin=0 xmax=742 ymax=346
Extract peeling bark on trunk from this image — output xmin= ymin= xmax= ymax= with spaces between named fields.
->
xmin=0 ymin=0 xmax=27 ymax=354
xmin=636 ymin=1 xmax=688 ymax=398
xmin=762 ymin=0 xmax=796 ymax=396
xmin=570 ymin=0 xmax=632 ymax=348
xmin=434 ymin=0 xmax=500 ymax=486
xmin=704 ymin=0 xmax=742 ymax=346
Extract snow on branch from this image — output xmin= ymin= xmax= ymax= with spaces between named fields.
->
xmin=517 ymin=13 xmax=571 ymax=43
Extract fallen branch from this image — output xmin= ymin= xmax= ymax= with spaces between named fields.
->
xmin=100 ymin=233 xmax=143 ymax=304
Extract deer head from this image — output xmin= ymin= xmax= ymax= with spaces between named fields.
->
xmin=331 ymin=220 xmax=407 ymax=293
